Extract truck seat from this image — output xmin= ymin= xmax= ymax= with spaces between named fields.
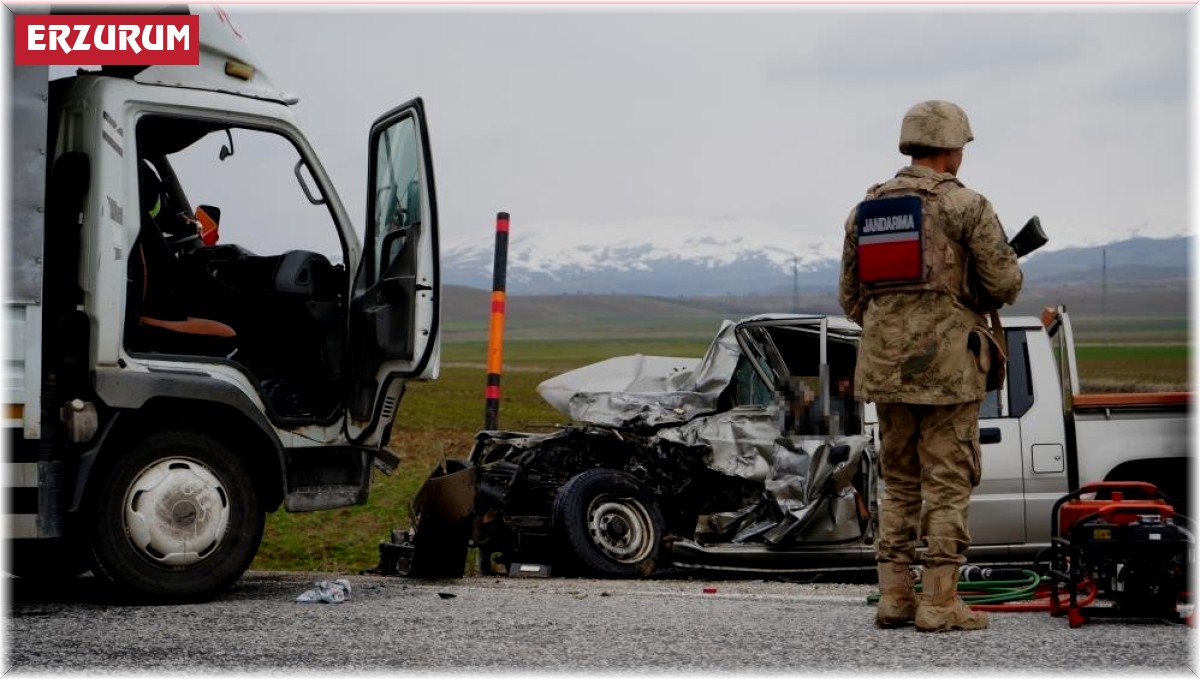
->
xmin=128 ymin=160 xmax=236 ymax=357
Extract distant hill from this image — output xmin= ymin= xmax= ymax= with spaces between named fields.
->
xmin=442 ymin=285 xmax=732 ymax=341
xmin=444 ymin=219 xmax=1189 ymax=298
xmin=441 ymin=277 xmax=1188 ymax=343
xmin=1020 ymin=237 xmax=1191 ymax=284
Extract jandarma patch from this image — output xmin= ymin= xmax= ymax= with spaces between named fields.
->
xmin=14 ymin=15 xmax=199 ymax=66
xmin=856 ymin=195 xmax=924 ymax=285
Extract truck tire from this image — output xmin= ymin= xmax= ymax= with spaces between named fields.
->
xmin=551 ymin=468 xmax=664 ymax=578
xmin=86 ymin=430 xmax=263 ymax=603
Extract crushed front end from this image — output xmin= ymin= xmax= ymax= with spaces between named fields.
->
xmin=381 ymin=315 xmax=879 ymax=578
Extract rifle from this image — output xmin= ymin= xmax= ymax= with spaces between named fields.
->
xmin=1009 ymin=216 xmax=1048 ymax=258
xmin=979 ymin=215 xmax=1048 ymax=391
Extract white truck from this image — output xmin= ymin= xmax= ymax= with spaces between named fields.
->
xmin=6 ymin=7 xmax=441 ymax=600
xmin=388 ymin=307 xmax=1190 ymax=578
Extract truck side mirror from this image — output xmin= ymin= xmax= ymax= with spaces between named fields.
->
xmin=219 ymin=129 xmax=235 ymax=161
xmin=196 ymin=205 xmax=221 ymax=246
xmin=1041 ymin=306 xmax=1062 ymax=337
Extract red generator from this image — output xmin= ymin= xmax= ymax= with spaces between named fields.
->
xmin=1047 ymin=481 xmax=1191 ymax=628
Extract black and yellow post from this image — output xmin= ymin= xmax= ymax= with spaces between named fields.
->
xmin=484 ymin=212 xmax=509 ymax=430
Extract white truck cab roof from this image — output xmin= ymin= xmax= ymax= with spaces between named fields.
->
xmin=134 ymin=6 xmax=295 ymax=105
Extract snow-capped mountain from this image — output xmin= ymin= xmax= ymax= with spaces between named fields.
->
xmin=442 ymin=218 xmax=1190 ymax=297
xmin=442 ymin=217 xmax=845 ymax=296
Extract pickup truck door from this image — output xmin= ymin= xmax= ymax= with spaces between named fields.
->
xmin=346 ymin=99 xmax=440 ymax=428
xmin=971 ymin=401 xmax=1026 ymax=545
xmin=968 ymin=328 xmax=1031 ymax=546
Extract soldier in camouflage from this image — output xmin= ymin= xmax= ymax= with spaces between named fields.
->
xmin=839 ymin=100 xmax=1023 ymax=632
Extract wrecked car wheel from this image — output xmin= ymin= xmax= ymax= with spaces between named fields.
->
xmin=552 ymin=469 xmax=664 ymax=578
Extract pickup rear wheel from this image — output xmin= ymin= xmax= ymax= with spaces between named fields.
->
xmin=552 ymin=468 xmax=664 ymax=578
xmin=87 ymin=430 xmax=263 ymax=603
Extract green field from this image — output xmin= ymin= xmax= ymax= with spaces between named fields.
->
xmin=1072 ymin=344 xmax=1190 ymax=392
xmin=251 ymin=323 xmax=1189 ymax=574
xmin=1068 ymin=316 xmax=1190 ymax=346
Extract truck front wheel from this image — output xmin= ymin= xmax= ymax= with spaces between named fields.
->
xmin=87 ymin=430 xmax=263 ymax=603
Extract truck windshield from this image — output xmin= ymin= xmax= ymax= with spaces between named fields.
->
xmin=166 ymin=126 xmax=343 ymax=264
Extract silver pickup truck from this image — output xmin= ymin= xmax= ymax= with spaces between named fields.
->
xmin=388 ymin=307 xmax=1189 ymax=578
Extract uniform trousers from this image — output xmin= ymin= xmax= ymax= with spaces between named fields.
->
xmin=874 ymin=400 xmax=982 ymax=567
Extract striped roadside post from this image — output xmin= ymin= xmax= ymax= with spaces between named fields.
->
xmin=484 ymin=212 xmax=509 ymax=430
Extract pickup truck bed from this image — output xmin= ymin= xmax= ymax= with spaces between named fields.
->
xmin=1071 ymin=391 xmax=1190 ymax=510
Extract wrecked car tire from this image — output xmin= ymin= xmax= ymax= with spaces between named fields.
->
xmin=552 ymin=468 xmax=664 ymax=578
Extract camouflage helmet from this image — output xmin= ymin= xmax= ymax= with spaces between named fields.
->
xmin=898 ymin=100 xmax=974 ymax=154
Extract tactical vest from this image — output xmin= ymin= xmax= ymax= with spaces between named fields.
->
xmin=855 ymin=175 xmax=967 ymax=301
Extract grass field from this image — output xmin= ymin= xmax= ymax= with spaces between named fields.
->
xmin=250 ymin=318 xmax=1189 ymax=574
xmin=1073 ymin=344 xmax=1190 ymax=392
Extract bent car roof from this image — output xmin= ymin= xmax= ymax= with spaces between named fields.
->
xmin=536 ymin=313 xmax=863 ymax=430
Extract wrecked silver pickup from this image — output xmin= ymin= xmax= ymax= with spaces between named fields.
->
xmin=384 ymin=315 xmax=882 ymax=577
xmin=383 ymin=308 xmax=1191 ymax=579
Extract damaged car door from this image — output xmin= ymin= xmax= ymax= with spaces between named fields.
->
xmin=666 ymin=318 xmax=878 ymax=571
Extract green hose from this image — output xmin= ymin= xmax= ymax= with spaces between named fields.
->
xmin=867 ymin=569 xmax=1043 ymax=605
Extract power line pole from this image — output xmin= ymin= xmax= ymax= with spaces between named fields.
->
xmin=792 ymin=257 xmax=799 ymax=313
xmin=1101 ymin=248 xmax=1107 ymax=345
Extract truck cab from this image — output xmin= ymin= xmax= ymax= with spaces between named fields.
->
xmin=6 ymin=7 xmax=440 ymax=601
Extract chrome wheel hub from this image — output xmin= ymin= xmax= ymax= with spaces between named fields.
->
xmin=586 ymin=495 xmax=654 ymax=564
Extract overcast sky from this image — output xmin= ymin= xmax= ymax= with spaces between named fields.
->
xmin=209 ymin=4 xmax=1189 ymax=256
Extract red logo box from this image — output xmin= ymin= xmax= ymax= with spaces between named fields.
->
xmin=14 ymin=15 xmax=200 ymax=66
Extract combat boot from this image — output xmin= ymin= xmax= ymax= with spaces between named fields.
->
xmin=915 ymin=564 xmax=989 ymax=632
xmin=875 ymin=562 xmax=917 ymax=628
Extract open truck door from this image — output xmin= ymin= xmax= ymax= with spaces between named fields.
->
xmin=347 ymin=99 xmax=440 ymax=432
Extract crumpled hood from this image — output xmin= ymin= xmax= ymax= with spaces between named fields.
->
xmin=536 ymin=321 xmax=742 ymax=429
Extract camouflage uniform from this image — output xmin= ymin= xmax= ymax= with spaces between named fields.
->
xmin=842 ymin=100 xmax=1023 ymax=631
xmin=840 ymin=164 xmax=1022 ymax=568
xmin=840 ymin=161 xmax=1017 ymax=573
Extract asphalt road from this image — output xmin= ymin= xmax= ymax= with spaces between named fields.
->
xmin=4 ymin=571 xmax=1195 ymax=674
